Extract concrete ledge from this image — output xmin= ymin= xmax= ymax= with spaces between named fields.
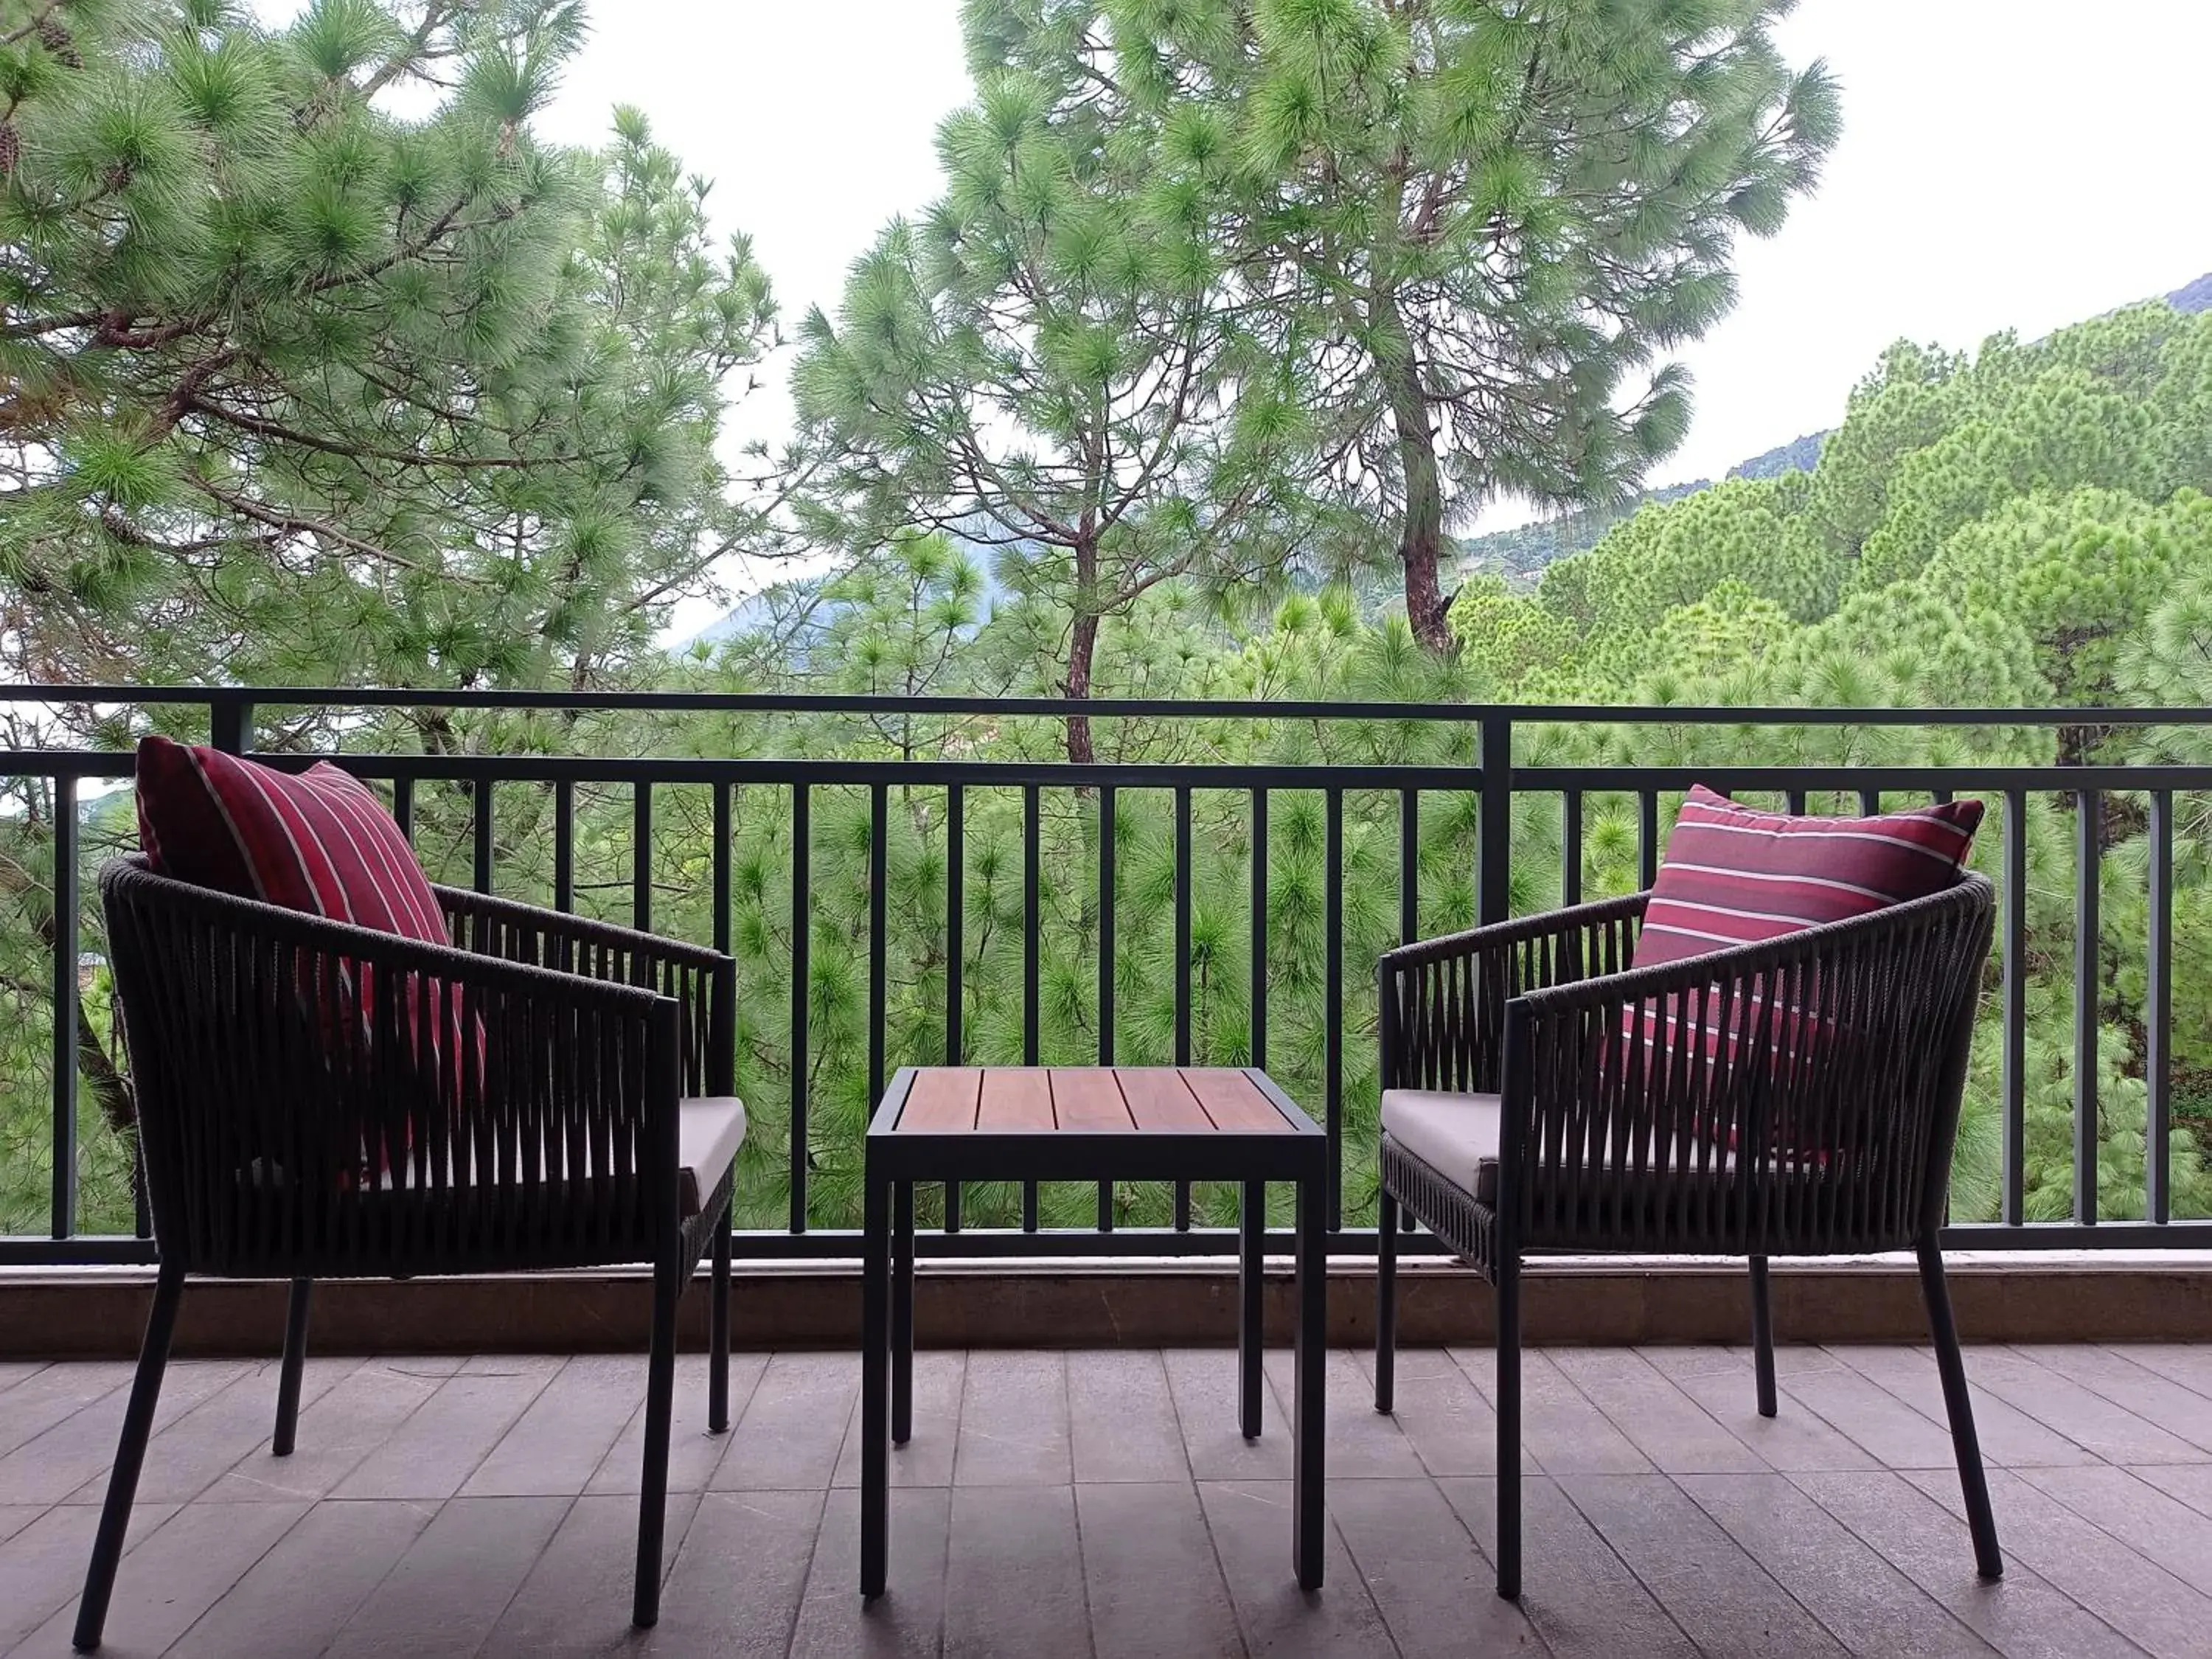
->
xmin=7 ymin=1255 xmax=2212 ymax=1358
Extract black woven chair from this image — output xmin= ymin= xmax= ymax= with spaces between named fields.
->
xmin=75 ymin=856 xmax=742 ymax=1651
xmin=1374 ymin=874 xmax=2003 ymax=1601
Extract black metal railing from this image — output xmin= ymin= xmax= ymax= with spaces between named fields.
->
xmin=4 ymin=684 xmax=2209 ymax=1265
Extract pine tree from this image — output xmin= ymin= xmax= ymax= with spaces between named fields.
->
xmin=1085 ymin=0 xmax=1839 ymax=647
xmin=0 ymin=0 xmax=777 ymax=705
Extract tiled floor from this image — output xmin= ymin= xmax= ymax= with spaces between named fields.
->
xmin=5 ymin=1343 xmax=2212 ymax=1656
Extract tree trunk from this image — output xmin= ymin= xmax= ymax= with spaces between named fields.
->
xmin=1375 ymin=293 xmax=1452 ymax=652
xmin=1065 ymin=606 xmax=1099 ymax=765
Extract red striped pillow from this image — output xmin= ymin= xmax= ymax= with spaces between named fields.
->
xmin=135 ymin=736 xmax=445 ymax=947
xmin=1619 ymin=787 xmax=1983 ymax=1157
xmin=1632 ymin=785 xmax=1983 ymax=970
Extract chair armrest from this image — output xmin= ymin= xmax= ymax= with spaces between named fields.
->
xmin=1379 ymin=893 xmax=1649 ymax=1094
xmin=1495 ymin=876 xmax=1995 ymax=1245
xmin=432 ymin=886 xmax=735 ymax=1096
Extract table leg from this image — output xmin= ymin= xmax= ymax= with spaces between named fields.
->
xmin=1239 ymin=1180 xmax=1265 ymax=1441
xmin=861 ymin=1167 xmax=891 ymax=1599
xmin=1293 ymin=1166 xmax=1326 ymax=1590
xmin=893 ymin=1180 xmax=915 ymax=1445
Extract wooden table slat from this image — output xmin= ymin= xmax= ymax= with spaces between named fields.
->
xmin=1049 ymin=1068 xmax=1136 ymax=1133
xmin=898 ymin=1067 xmax=983 ymax=1132
xmin=1183 ymin=1070 xmax=1295 ymax=1133
xmin=1114 ymin=1068 xmax=1216 ymax=1133
xmin=976 ymin=1068 xmax=1055 ymax=1133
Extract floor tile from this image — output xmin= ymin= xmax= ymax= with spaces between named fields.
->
xmin=1828 ymin=1344 xmax=2097 ymax=1470
xmin=943 ymin=1484 xmax=1090 ymax=1658
xmin=1777 ymin=1354 xmax=1962 ymax=1469
xmin=1197 ymin=1480 xmax=1396 ymax=1658
xmin=585 ymin=1354 xmax=759 ymax=1495
xmin=1678 ymin=1470 xmax=1994 ymax=1656
xmin=2010 ymin=1345 xmax=2212 ymax=1456
xmin=0 ymin=1498 xmax=180 ymax=1651
xmin=1556 ymin=1472 xmax=1845 ymax=1656
xmin=834 ymin=1349 xmax=964 ymax=1489
xmin=1439 ymin=1475 xmax=1695 ymax=1659
xmin=1903 ymin=1466 xmax=2212 ymax=1656
xmin=1449 ymin=1348 xmax=1652 ymax=1475
xmin=1941 ymin=1349 xmax=2201 ymax=1467
xmin=1077 ymin=1481 xmax=1245 ymax=1659
xmin=789 ymin=1486 xmax=950 ymax=1659
xmin=477 ymin=1489 xmax=700 ymax=1659
xmin=69 ymin=1358 xmax=356 ymax=1506
xmin=1548 ymin=1348 xmax=1767 ymax=1474
xmin=1326 ymin=1473 xmax=1543 ymax=1657
xmin=320 ymin=1493 xmax=572 ymax=1658
xmin=463 ymin=1355 xmax=656 ymax=1497
xmin=1638 ymin=1346 xmax=1879 ymax=1472
xmin=641 ymin=1488 xmax=824 ymax=1658
xmin=1262 ymin=1348 xmax=1424 ymax=1481
xmin=204 ymin=1357 xmax=451 ymax=1503
xmin=0 ymin=1361 xmax=245 ymax=1506
xmin=1070 ymin=1350 xmax=1189 ymax=1484
xmin=1794 ymin=1469 xmax=2140 ymax=1659
xmin=1164 ymin=1348 xmax=1292 ymax=1481
xmin=951 ymin=1350 xmax=1071 ymax=1486
xmin=330 ymin=1363 xmax=560 ymax=1500
xmin=714 ymin=1352 xmax=860 ymax=1491
xmin=1353 ymin=1345 xmax=1500 ymax=1478
xmin=12 ymin=1499 xmax=305 ymax=1658
xmin=167 ymin=1498 xmax=435 ymax=1659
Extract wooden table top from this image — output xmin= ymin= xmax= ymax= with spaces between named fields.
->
xmin=886 ymin=1067 xmax=1301 ymax=1135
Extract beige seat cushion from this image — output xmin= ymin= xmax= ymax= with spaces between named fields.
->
xmin=1381 ymin=1089 xmax=1502 ymax=1204
xmin=678 ymin=1095 xmax=747 ymax=1217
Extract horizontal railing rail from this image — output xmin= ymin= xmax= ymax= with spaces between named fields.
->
xmin=3 ymin=687 xmax=2208 ymax=1266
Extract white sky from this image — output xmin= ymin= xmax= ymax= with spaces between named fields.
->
xmin=534 ymin=0 xmax=2210 ymax=554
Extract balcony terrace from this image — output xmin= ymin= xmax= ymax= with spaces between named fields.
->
xmin=4 ymin=688 xmax=2211 ymax=1656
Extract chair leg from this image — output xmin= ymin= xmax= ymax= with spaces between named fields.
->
xmin=1748 ymin=1256 xmax=1778 ymax=1419
xmin=1374 ymin=1187 xmax=1398 ymax=1414
xmin=1918 ymin=1234 xmax=2003 ymax=1581
xmin=273 ymin=1276 xmax=312 ymax=1456
xmin=633 ymin=1262 xmax=681 ymax=1629
xmin=74 ymin=1261 xmax=185 ymax=1654
xmin=1495 ymin=1245 xmax=1522 ymax=1602
xmin=709 ymin=1200 xmax=733 ymax=1435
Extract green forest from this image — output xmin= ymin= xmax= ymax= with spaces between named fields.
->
xmin=1 ymin=0 xmax=2208 ymax=1240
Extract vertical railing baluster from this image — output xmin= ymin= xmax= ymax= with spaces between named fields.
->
xmin=207 ymin=695 xmax=252 ymax=756
xmin=392 ymin=776 xmax=414 ymax=843
xmin=1478 ymin=715 xmax=1512 ymax=925
xmin=1638 ymin=790 xmax=1658 ymax=892
xmin=1787 ymin=789 xmax=1807 ymax=817
xmin=51 ymin=774 xmax=77 ymax=1242
xmin=1174 ymin=785 xmax=1192 ymax=1231
xmin=1249 ymin=789 xmax=1267 ymax=1072
xmin=790 ymin=783 xmax=810 ymax=1235
xmin=2002 ymin=789 xmax=2026 ymax=1228
xmin=712 ymin=782 xmax=732 ymax=958
xmin=632 ymin=782 xmax=653 ymax=933
xmin=1097 ymin=783 xmax=1116 ymax=1232
xmin=1859 ymin=788 xmax=1880 ymax=817
xmin=1560 ymin=790 xmax=1582 ymax=907
xmin=473 ymin=778 xmax=493 ymax=894
xmin=869 ymin=782 xmax=888 ymax=1117
xmin=1022 ymin=783 xmax=1040 ymax=1233
xmin=2074 ymin=788 xmax=2100 ymax=1226
xmin=1399 ymin=789 xmax=1419 ymax=945
xmin=2149 ymin=790 xmax=2173 ymax=1226
xmin=553 ymin=781 xmax=574 ymax=914
xmin=1325 ymin=786 xmax=1343 ymax=1231
xmin=946 ymin=783 xmax=964 ymax=1233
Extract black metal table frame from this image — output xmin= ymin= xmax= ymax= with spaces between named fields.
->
xmin=859 ymin=1065 xmax=1332 ymax=1599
